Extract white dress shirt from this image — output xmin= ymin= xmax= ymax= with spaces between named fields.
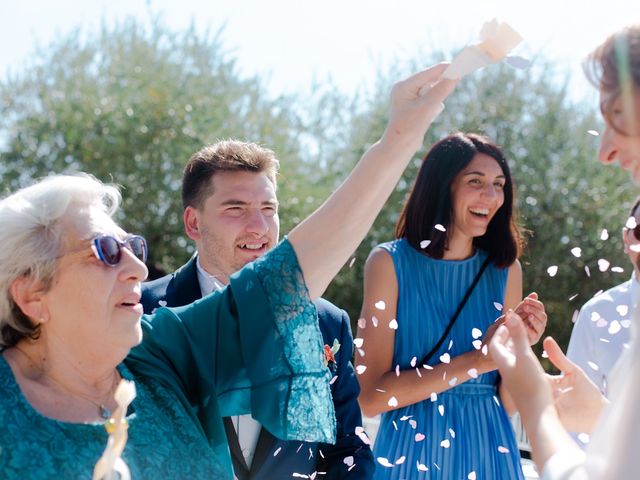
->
xmin=542 ymin=275 xmax=640 ymax=479
xmin=196 ymin=257 xmax=262 ymax=472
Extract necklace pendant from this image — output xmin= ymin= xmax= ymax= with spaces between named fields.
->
xmin=99 ymin=404 xmax=111 ymax=419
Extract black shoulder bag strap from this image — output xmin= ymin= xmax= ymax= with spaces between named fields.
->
xmin=420 ymin=255 xmax=491 ymax=366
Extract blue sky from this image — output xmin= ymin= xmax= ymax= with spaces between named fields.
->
xmin=1 ymin=0 xmax=638 ymax=102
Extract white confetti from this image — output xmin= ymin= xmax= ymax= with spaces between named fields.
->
xmin=447 ymin=339 xmax=453 ymax=350
xmin=395 ymin=365 xmax=400 ymax=376
xmin=400 ymin=415 xmax=412 ymax=421
xmin=329 ymin=375 xmax=338 ymax=385
xmin=587 ymin=361 xmax=599 ymax=371
xmin=569 ymin=293 xmax=579 ymax=301
xmin=420 ymin=239 xmax=431 ymax=249
xmin=357 ymin=318 xmax=366 ymax=329
xmin=600 ymin=229 xmax=609 ymax=240
xmin=358 ymin=348 xmax=365 ymax=357
xmin=388 ymin=396 xmax=398 ymax=407
xmin=626 ymin=216 xmax=637 ymax=229
xmin=467 ymin=368 xmax=478 ymax=379
xmin=435 ymin=224 xmax=446 ymax=232
xmin=343 ymin=456 xmax=354 ymax=467
xmin=438 ymin=405 xmax=445 ymax=416
xmin=415 ymin=433 xmax=425 ymax=442
xmin=616 ymin=304 xmax=629 ymax=316
xmin=449 ymin=428 xmax=456 ymax=438
xmin=389 ymin=319 xmax=398 ymax=330
xmin=355 ymin=426 xmax=371 ymax=445
xmin=410 ymin=356 xmax=417 ymax=367
xmin=472 ymin=339 xmax=482 ymax=350
xmin=440 ymin=439 xmax=450 ymax=448
xmin=430 ymin=392 xmax=438 ymax=402
xmin=395 ymin=456 xmax=406 ymax=465
xmin=372 ymin=316 xmax=379 ymax=327
xmin=423 ymin=364 xmax=434 ymax=370
xmin=596 ymin=318 xmax=608 ymax=328
xmin=448 ymin=377 xmax=458 ymax=386
xmin=493 ymin=302 xmax=503 ymax=311
xmin=392 ymin=421 xmax=398 ymax=430
xmin=547 ymin=265 xmax=558 ymax=277
xmin=571 ymin=247 xmax=582 ymax=258
xmin=571 ymin=310 xmax=579 ymax=324
xmin=439 ymin=353 xmax=451 ymax=364
xmin=349 ymin=257 xmax=356 ymax=268
xmin=611 ymin=266 xmax=625 ymax=273
xmin=354 ymin=338 xmax=364 ymax=348
xmin=598 ymin=259 xmax=610 ymax=272
xmin=590 ymin=311 xmax=601 ymax=322
xmin=356 ymin=365 xmax=367 ymax=375
xmin=481 ymin=345 xmax=488 ymax=356
xmin=409 ymin=419 xmax=417 ymax=429
xmin=377 ymin=457 xmax=394 ymax=468
xmin=375 ymin=300 xmax=386 ymax=310
xmin=415 ymin=367 xmax=422 ymax=377
xmin=588 ymin=129 xmax=599 ymax=136
xmin=585 ymin=265 xmax=591 ymax=277
xmin=609 ymin=321 xmax=622 ymax=335
xmin=274 ymin=447 xmax=282 ymax=456
xmin=468 ymin=472 xmax=477 ymax=480
xmin=498 ymin=446 xmax=510 ymax=454
xmin=471 ymin=328 xmax=482 ymax=339
xmin=621 ymin=320 xmax=632 ymax=328
xmin=630 ymin=244 xmax=640 ymax=253
xmin=417 ymin=461 xmax=429 ymax=472
xmin=578 ymin=433 xmax=590 ymax=443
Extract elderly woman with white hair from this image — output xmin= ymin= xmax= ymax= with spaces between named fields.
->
xmin=0 ymin=65 xmax=456 ymax=478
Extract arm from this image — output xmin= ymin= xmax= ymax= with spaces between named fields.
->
xmin=498 ymin=260 xmax=523 ymax=415
xmin=288 ymin=64 xmax=457 ymax=299
xmin=356 ymin=248 xmax=495 ymax=417
xmin=489 ymin=314 xmax=580 ymax=472
xmin=317 ymin=304 xmax=375 ymax=479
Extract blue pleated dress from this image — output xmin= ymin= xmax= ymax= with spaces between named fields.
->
xmin=372 ymin=239 xmax=524 ymax=480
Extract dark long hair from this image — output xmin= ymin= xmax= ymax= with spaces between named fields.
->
xmin=395 ymin=132 xmax=522 ymax=268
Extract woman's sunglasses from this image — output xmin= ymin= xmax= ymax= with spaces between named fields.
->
xmin=91 ymin=234 xmax=148 ymax=267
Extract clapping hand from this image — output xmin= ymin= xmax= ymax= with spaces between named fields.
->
xmin=513 ymin=292 xmax=547 ymax=345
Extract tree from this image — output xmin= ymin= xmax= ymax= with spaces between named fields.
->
xmin=318 ymin=59 xmax=635 ymax=352
xmin=0 ymin=17 xmax=313 ymax=275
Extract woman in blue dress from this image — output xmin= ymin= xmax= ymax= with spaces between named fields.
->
xmin=0 ymin=64 xmax=457 ymax=479
xmin=357 ymin=133 xmax=548 ymax=479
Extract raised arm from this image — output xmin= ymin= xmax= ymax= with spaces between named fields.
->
xmin=288 ymin=64 xmax=457 ymax=298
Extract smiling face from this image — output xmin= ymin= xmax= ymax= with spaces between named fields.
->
xmin=598 ymin=88 xmax=640 ymax=181
xmin=39 ymin=207 xmax=149 ymax=363
xmin=449 ymin=153 xmax=506 ymax=241
xmin=184 ymin=170 xmax=279 ymax=283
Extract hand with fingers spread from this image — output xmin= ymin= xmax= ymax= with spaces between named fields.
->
xmin=543 ymin=336 xmax=609 ymax=434
xmin=513 ymin=292 xmax=547 ymax=345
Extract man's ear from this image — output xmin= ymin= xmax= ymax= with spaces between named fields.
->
xmin=184 ymin=206 xmax=201 ymax=241
xmin=10 ymin=276 xmax=48 ymax=326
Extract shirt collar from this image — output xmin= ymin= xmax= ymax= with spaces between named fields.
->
xmin=195 ymin=254 xmax=227 ymax=296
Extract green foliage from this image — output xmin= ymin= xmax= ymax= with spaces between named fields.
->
xmin=0 ymin=18 xmax=310 ymax=274
xmin=319 ymin=60 xmax=636 ymax=353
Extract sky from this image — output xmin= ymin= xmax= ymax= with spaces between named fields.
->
xmin=1 ymin=0 xmax=638 ymax=103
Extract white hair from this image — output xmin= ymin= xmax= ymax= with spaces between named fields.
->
xmin=0 ymin=174 xmax=121 ymax=347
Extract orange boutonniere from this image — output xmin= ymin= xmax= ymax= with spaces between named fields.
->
xmin=323 ymin=339 xmax=341 ymax=367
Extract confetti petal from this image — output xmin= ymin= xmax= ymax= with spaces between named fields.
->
xmin=388 ymin=396 xmax=398 ymax=407
xmin=375 ymin=301 xmax=386 ymax=310
xmin=626 ymin=216 xmax=637 ymax=229
xmin=616 ymin=305 xmax=629 ymax=316
xmin=274 ymin=447 xmax=282 ymax=456
xmin=420 ymin=240 xmax=431 ymax=249
xmin=343 ymin=456 xmax=354 ymax=467
xmin=571 ymin=247 xmax=582 ymax=258
xmin=415 ymin=433 xmax=425 ymax=442
xmin=498 ymin=446 xmax=510 ymax=453
xmin=389 ymin=319 xmax=398 ymax=330
xmin=395 ymin=456 xmax=406 ymax=465
xmin=329 ymin=375 xmax=338 ymax=385
xmin=349 ymin=257 xmax=356 ymax=268
xmin=430 ymin=392 xmax=438 ymax=402
xmin=439 ymin=353 xmax=451 ymax=364
xmin=547 ymin=265 xmax=558 ymax=277
xmin=472 ymin=339 xmax=482 ymax=350
xmin=435 ymin=224 xmax=446 ymax=232
xmin=467 ymin=368 xmax=478 ymax=379
xmin=438 ymin=405 xmax=445 ymax=416
xmin=587 ymin=361 xmax=599 ymax=371
xmin=440 ymin=439 xmax=450 ymax=448
xmin=357 ymin=318 xmax=366 ymax=329
xmin=448 ymin=377 xmax=458 ymax=386
xmin=377 ymin=457 xmax=394 ymax=468
xmin=409 ymin=419 xmax=417 ymax=429
xmin=356 ymin=365 xmax=367 ymax=374
xmin=410 ymin=356 xmax=417 ymax=367
xmin=493 ymin=302 xmax=503 ymax=311
xmin=471 ymin=328 xmax=482 ymax=339
xmin=611 ymin=266 xmax=625 ymax=273
xmin=372 ymin=316 xmax=379 ymax=327
xmin=578 ymin=433 xmax=590 ymax=443
xmin=598 ymin=259 xmax=610 ymax=272
xmin=600 ymin=229 xmax=609 ymax=240
xmin=417 ymin=462 xmax=429 ymax=472
xmin=354 ymin=338 xmax=364 ymax=348
xmin=588 ymin=129 xmax=599 ymax=136
xmin=609 ymin=321 xmax=622 ymax=335
xmin=468 ymin=472 xmax=477 ymax=480
xmin=449 ymin=428 xmax=456 ymax=438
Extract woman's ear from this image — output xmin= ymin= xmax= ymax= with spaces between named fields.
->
xmin=10 ymin=276 xmax=48 ymax=326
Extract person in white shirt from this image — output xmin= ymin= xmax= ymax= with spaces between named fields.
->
xmin=567 ymin=197 xmax=640 ymax=398
xmin=489 ymin=24 xmax=640 ymax=480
